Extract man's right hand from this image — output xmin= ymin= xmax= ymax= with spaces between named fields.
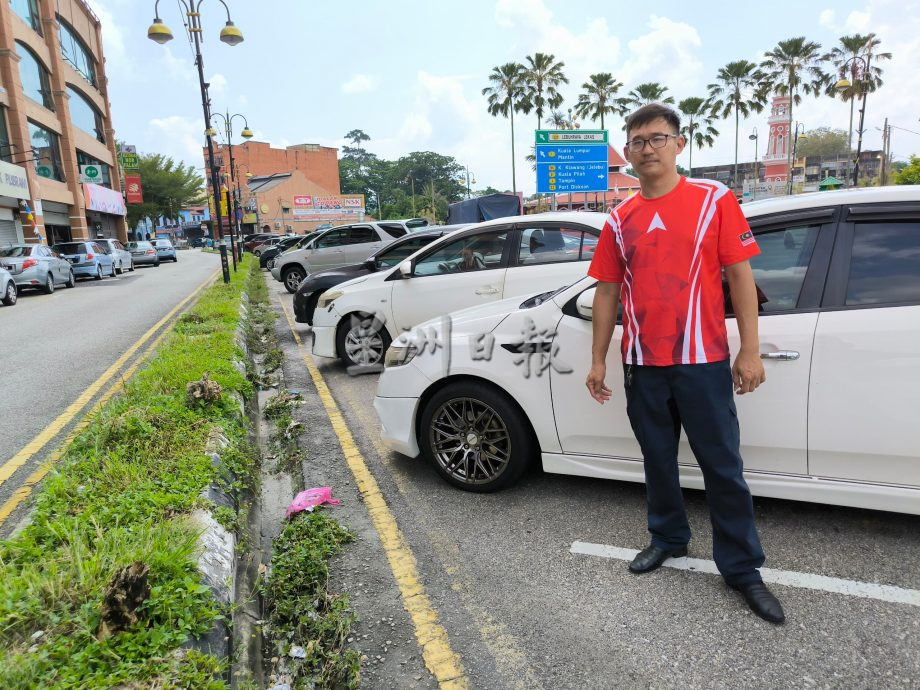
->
xmin=585 ymin=363 xmax=611 ymax=404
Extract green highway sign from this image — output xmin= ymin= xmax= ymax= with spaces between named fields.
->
xmin=536 ymin=129 xmax=608 ymax=144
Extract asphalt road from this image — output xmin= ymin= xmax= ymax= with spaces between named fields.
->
xmin=268 ymin=277 xmax=920 ymax=690
xmin=0 ymin=249 xmax=222 ymax=533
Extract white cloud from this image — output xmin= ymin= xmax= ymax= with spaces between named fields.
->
xmin=620 ymin=15 xmax=703 ymax=97
xmin=845 ymin=9 xmax=871 ymax=31
xmin=819 ymin=9 xmax=837 ymax=28
xmin=146 ymin=115 xmax=205 ymax=165
xmin=341 ymin=74 xmax=380 ymax=94
xmin=208 ymin=73 xmax=228 ymax=99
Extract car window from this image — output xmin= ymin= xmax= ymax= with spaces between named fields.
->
xmin=376 ymin=235 xmax=439 ymax=267
xmin=314 ymin=229 xmax=348 ymax=249
xmin=378 ymin=223 xmax=408 ymax=238
xmin=345 ymin=226 xmax=378 ymax=245
xmin=93 ymin=243 xmax=108 ymax=253
xmin=518 ymin=225 xmax=596 ymax=266
xmin=724 ymin=224 xmax=820 ymax=315
xmin=413 ymin=229 xmax=508 ymax=277
xmin=405 ymin=218 xmax=429 ymax=230
xmin=114 ymin=241 xmax=123 ymax=250
xmin=55 ymin=243 xmax=87 ymax=255
xmin=0 ymin=246 xmax=31 ymax=257
xmin=846 ymin=221 xmax=920 ymax=306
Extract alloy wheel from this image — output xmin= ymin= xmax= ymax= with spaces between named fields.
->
xmin=343 ymin=323 xmax=386 ymax=367
xmin=427 ymin=397 xmax=512 ymax=486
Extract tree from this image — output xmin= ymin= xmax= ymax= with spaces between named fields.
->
xmin=483 ymin=62 xmax=532 ymax=194
xmin=708 ymin=60 xmax=765 ymax=189
xmin=795 ymin=127 xmax=849 ymax=158
xmin=893 ymin=155 xmax=920 ymax=185
xmin=623 ymin=82 xmax=675 ymax=108
xmin=758 ymin=37 xmax=828 ymax=184
xmin=127 ymin=154 xmax=205 ymax=230
xmin=338 ymin=129 xmax=379 ymax=199
xmin=417 ymin=180 xmax=449 ymax=223
xmin=574 ymin=72 xmax=627 ymax=130
xmin=522 ymin=52 xmax=568 ymax=129
xmin=678 ymin=97 xmax=718 ymax=177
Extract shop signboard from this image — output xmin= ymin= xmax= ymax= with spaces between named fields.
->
xmin=83 ymin=183 xmax=127 ymax=216
xmin=125 ymin=175 xmax=143 ymax=204
xmin=0 ymin=159 xmax=31 ymax=200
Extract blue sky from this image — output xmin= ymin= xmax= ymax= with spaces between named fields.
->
xmin=88 ymin=0 xmax=919 ymax=194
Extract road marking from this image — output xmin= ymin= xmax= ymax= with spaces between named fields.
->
xmin=571 ymin=541 xmax=920 ymax=607
xmin=0 ymin=268 xmax=219 ymax=490
xmin=0 ymin=321 xmax=176 ymax=528
xmin=279 ymin=299 xmax=469 ymax=690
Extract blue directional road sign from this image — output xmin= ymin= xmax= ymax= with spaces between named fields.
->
xmin=535 ymin=130 xmax=609 ymax=194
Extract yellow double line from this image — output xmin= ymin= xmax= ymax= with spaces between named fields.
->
xmin=0 ymin=269 xmax=219 ymax=528
xmin=278 ymin=300 xmax=470 ymax=690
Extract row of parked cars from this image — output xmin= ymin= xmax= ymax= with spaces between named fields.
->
xmin=0 ymin=238 xmax=177 ymax=306
xmin=277 ymin=186 xmax=920 ymax=517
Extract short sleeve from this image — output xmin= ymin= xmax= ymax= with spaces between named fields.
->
xmin=717 ymin=194 xmax=760 ymax=266
xmin=587 ymin=218 xmax=625 ymax=282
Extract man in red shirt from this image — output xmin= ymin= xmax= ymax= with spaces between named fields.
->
xmin=585 ymin=103 xmax=784 ymax=624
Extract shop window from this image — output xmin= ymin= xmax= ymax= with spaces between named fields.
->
xmin=16 ymin=42 xmax=54 ymax=110
xmin=58 ymin=19 xmax=96 ymax=87
xmin=10 ymin=0 xmax=41 ymax=34
xmin=67 ymin=86 xmax=105 ymax=143
xmin=28 ymin=120 xmax=65 ymax=181
xmin=0 ymin=108 xmax=11 ymax=163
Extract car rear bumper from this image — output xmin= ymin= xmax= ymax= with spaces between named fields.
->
xmin=72 ymin=263 xmax=100 ymax=277
xmin=311 ymin=324 xmax=337 ymax=358
xmin=10 ymin=266 xmax=43 ymax=286
xmin=373 ymin=395 xmax=421 ymax=458
xmin=132 ymin=254 xmax=159 ymax=265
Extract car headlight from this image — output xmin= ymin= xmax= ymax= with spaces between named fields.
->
xmin=384 ymin=342 xmax=418 ymax=368
xmin=317 ymin=290 xmax=344 ymax=309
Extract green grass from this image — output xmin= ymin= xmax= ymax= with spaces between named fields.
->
xmin=0 ymin=258 xmax=259 ymax=689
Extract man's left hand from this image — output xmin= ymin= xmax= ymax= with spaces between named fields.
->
xmin=732 ymin=351 xmax=765 ymax=395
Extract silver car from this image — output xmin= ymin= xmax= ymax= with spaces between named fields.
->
xmin=126 ymin=241 xmax=160 ymax=267
xmin=0 ymin=244 xmax=74 ymax=293
xmin=0 ymin=266 xmax=17 ymax=306
xmin=95 ymin=238 xmax=135 ymax=274
xmin=153 ymin=239 xmax=178 ymax=262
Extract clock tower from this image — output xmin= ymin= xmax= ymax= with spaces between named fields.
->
xmin=762 ymin=95 xmax=792 ymax=186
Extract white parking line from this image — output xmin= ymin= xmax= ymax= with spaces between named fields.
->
xmin=571 ymin=541 xmax=920 ymax=607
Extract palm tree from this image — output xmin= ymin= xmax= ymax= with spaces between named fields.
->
xmin=678 ymin=97 xmax=719 ymax=177
xmin=574 ymin=72 xmax=628 ymax=130
xmin=522 ymin=52 xmax=568 ymax=129
xmin=549 ymin=110 xmax=568 ymax=129
xmin=483 ymin=62 xmax=531 ymax=194
xmin=623 ymin=82 xmax=675 ymax=109
xmin=758 ymin=37 xmax=828 ymax=187
xmin=707 ymin=60 xmax=765 ymax=190
xmin=826 ymin=34 xmax=891 ymax=186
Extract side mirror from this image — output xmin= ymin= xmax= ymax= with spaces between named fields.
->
xmin=398 ymin=260 xmax=412 ymax=278
xmin=363 ymin=258 xmax=377 ymax=270
xmin=576 ymin=287 xmax=595 ymax=320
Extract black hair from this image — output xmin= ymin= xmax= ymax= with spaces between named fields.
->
xmin=625 ymin=103 xmax=681 ymax=138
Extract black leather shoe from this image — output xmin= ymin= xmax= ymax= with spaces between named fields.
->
xmin=731 ymin=582 xmax=786 ymax=624
xmin=628 ymin=544 xmax=688 ymax=574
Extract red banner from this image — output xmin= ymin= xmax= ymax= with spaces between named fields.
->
xmin=125 ymin=175 xmax=143 ymax=204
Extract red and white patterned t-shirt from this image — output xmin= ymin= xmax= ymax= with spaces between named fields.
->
xmin=588 ymin=177 xmax=759 ymax=366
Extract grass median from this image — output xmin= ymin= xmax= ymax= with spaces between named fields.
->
xmin=0 ymin=258 xmax=258 ymax=689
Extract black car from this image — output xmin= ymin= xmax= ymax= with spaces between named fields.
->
xmin=260 ymin=234 xmax=315 ymax=269
xmin=293 ymin=225 xmax=466 ymax=325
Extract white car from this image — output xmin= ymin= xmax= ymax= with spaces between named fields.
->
xmin=0 ymin=265 xmax=16 ymax=306
xmin=311 ymin=212 xmax=604 ymax=369
xmin=372 ymin=186 xmax=920 ymax=515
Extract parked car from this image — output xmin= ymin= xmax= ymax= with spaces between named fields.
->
xmin=293 ymin=225 xmax=468 ymax=325
xmin=372 ymin=186 xmax=920 ymax=516
xmin=0 ymin=265 xmax=17 ymax=305
xmin=0 ymin=244 xmax=74 ymax=293
xmin=126 ymin=241 xmax=160 ymax=267
xmin=153 ymin=239 xmax=177 ymax=262
xmin=52 ymin=241 xmax=115 ymax=280
xmin=243 ymin=233 xmax=275 ymax=252
xmin=271 ymin=221 xmax=416 ymax=293
xmin=251 ymin=236 xmax=287 ymax=257
xmin=95 ymin=238 xmax=134 ymax=274
xmin=311 ymin=213 xmax=606 ymax=368
xmin=260 ymin=234 xmax=314 ymax=269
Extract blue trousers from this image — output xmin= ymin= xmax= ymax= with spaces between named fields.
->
xmin=624 ymin=360 xmax=765 ymax=586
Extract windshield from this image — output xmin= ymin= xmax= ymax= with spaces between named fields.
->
xmin=128 ymin=242 xmax=152 ymax=249
xmin=375 ymin=235 xmax=439 ymax=268
xmin=54 ymin=243 xmax=88 ymax=255
xmin=0 ymin=246 xmax=32 ymax=257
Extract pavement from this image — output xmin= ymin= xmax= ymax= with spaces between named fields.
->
xmin=265 ymin=273 xmax=920 ymax=690
xmin=0 ymin=248 xmax=225 ymax=537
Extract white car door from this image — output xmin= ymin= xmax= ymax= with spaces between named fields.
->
xmin=390 ymin=227 xmax=511 ymax=334
xmin=808 ymin=213 xmax=920 ymax=486
xmin=552 ymin=218 xmax=827 ymax=477
xmin=502 ymin=223 xmax=599 ymax=301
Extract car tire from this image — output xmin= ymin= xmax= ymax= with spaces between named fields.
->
xmin=154 ymin=260 xmax=160 ymax=267
xmin=2 ymin=279 xmax=16 ymax=306
xmin=43 ymin=271 xmax=55 ymax=294
xmin=109 ymin=263 xmax=117 ymax=278
xmin=66 ymin=270 xmax=75 ymax=288
xmin=173 ymin=256 xmax=178 ymax=262
xmin=282 ymin=266 xmax=305 ymax=293
xmin=335 ymin=312 xmax=391 ymax=369
xmin=419 ymin=381 xmax=535 ymax=492
xmin=129 ymin=260 xmax=135 ymax=272
xmin=95 ymin=264 xmax=103 ymax=280
xmin=115 ymin=261 xmax=123 ymax=275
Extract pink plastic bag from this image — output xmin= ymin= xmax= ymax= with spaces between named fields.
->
xmin=285 ymin=487 xmax=341 ymax=519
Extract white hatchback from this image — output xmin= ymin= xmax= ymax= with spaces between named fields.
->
xmin=311 ymin=212 xmax=605 ymax=369
xmin=372 ymin=186 xmax=920 ymax=515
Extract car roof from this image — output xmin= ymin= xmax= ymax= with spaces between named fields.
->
xmin=472 ymin=211 xmax=609 ymax=229
xmin=742 ymin=185 xmax=920 ymax=218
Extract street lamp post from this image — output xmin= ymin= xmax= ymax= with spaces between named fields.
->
xmin=211 ymin=111 xmax=253 ymax=269
xmin=788 ymin=122 xmax=807 ymax=195
xmin=460 ymin=166 xmax=476 ymax=199
xmin=835 ymin=54 xmax=872 ymax=188
xmin=749 ymin=128 xmax=759 ymax=200
xmin=147 ymin=0 xmax=244 ymax=284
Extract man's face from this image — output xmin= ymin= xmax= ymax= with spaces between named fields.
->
xmin=624 ymin=117 xmax=686 ymax=177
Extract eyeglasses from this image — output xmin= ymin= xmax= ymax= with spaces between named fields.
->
xmin=626 ymin=134 xmax=678 ymax=153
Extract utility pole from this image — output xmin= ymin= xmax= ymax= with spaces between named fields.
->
xmin=880 ymin=117 xmax=890 ymax=186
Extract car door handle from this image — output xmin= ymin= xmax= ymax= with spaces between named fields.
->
xmin=475 ymin=287 xmax=499 ymax=295
xmin=760 ymin=350 xmax=800 ymax=361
